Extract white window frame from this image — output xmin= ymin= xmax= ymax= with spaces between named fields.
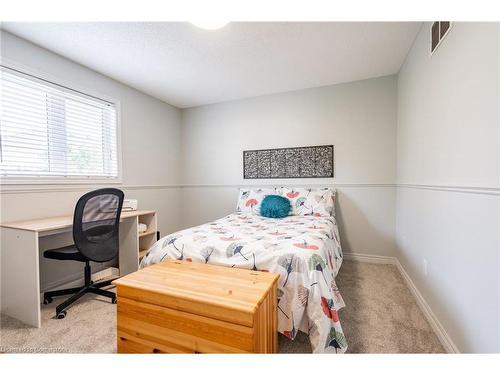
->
xmin=0 ymin=59 xmax=123 ymax=186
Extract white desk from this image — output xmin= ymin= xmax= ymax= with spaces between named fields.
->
xmin=0 ymin=209 xmax=157 ymax=327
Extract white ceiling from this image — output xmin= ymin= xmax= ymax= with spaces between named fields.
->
xmin=2 ymin=22 xmax=421 ymax=108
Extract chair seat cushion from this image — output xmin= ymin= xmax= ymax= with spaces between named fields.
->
xmin=44 ymin=245 xmax=86 ymax=262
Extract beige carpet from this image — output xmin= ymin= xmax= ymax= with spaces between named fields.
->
xmin=0 ymin=260 xmax=444 ymax=354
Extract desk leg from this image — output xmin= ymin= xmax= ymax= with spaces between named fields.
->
xmin=119 ymin=216 xmax=139 ymax=276
xmin=1 ymin=227 xmax=41 ymax=327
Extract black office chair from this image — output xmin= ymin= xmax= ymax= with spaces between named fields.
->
xmin=43 ymin=188 xmax=124 ymax=319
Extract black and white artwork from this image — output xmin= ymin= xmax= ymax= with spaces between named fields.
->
xmin=243 ymin=145 xmax=334 ymax=179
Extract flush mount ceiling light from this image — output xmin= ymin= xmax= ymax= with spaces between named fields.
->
xmin=190 ymin=21 xmax=229 ymax=30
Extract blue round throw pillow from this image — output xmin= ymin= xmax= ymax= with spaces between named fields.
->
xmin=260 ymin=195 xmax=291 ymax=218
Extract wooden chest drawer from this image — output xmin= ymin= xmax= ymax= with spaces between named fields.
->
xmin=113 ymin=260 xmax=279 ymax=353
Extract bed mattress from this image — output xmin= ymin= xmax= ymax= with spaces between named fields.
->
xmin=140 ymin=213 xmax=347 ymax=353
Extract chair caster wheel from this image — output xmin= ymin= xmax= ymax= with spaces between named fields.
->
xmin=56 ymin=310 xmax=67 ymax=319
xmin=43 ymin=297 xmax=53 ymax=305
xmin=112 ymin=297 xmax=117 ymax=304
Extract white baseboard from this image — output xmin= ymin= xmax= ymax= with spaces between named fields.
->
xmin=393 ymin=258 xmax=459 ymax=353
xmin=345 ymin=252 xmax=459 ymax=353
xmin=343 ymin=252 xmax=396 ymax=265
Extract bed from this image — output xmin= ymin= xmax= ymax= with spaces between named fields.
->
xmin=140 ymin=188 xmax=347 ymax=353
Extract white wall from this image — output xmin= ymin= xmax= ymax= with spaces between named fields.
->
xmin=180 ymin=75 xmax=398 ymax=256
xmin=3 ymin=24 xmax=499 ymax=353
xmin=0 ymin=31 xmax=183 ymax=290
xmin=396 ymin=22 xmax=500 ymax=352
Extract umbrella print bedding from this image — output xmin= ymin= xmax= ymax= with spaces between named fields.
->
xmin=140 ymin=212 xmax=347 ymax=353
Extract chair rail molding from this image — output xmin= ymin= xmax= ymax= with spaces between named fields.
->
xmin=397 ymin=183 xmax=500 ymax=196
xmin=1 ymin=182 xmax=498 ymax=195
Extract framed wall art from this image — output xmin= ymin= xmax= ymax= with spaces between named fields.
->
xmin=243 ymin=145 xmax=334 ymax=179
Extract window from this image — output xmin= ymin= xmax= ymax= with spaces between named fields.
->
xmin=0 ymin=66 xmax=119 ymax=183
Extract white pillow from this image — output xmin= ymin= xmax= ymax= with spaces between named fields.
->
xmin=280 ymin=187 xmax=335 ymax=217
xmin=236 ymin=188 xmax=280 ymax=214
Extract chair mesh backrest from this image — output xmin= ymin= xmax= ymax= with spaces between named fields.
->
xmin=73 ymin=188 xmax=124 ymax=262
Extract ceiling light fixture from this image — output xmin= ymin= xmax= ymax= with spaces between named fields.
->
xmin=190 ymin=21 xmax=229 ymax=30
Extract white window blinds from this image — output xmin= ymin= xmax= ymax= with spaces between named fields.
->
xmin=0 ymin=66 xmax=118 ymax=180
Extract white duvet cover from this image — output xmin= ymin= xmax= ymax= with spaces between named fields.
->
xmin=141 ymin=213 xmax=347 ymax=353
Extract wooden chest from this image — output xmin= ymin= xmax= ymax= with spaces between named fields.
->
xmin=112 ymin=260 xmax=280 ymax=353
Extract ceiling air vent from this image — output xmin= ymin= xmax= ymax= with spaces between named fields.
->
xmin=430 ymin=21 xmax=452 ymax=55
